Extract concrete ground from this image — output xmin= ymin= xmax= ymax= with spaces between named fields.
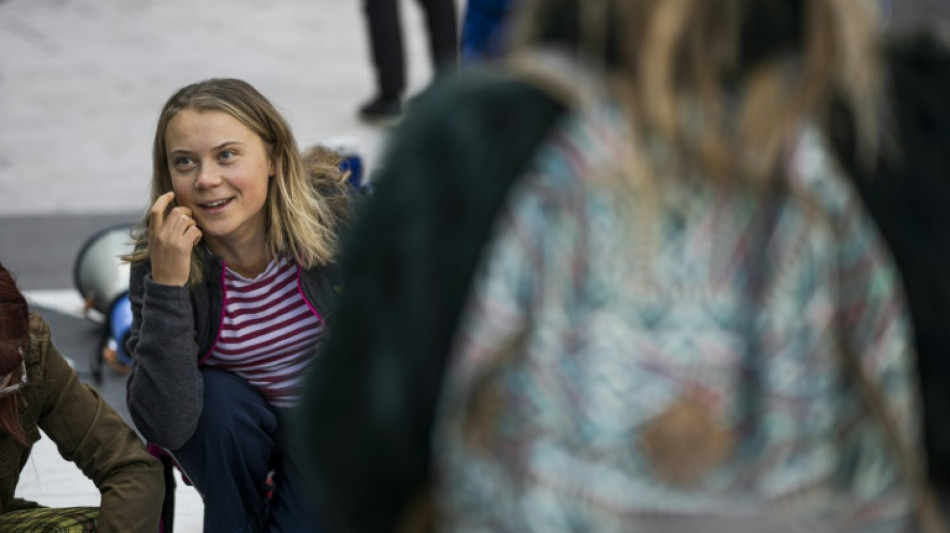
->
xmin=1 ymin=0 xmax=947 ymax=531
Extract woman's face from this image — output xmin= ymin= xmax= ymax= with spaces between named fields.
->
xmin=164 ymin=108 xmax=274 ymax=254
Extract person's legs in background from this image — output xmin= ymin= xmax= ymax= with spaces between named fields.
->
xmin=360 ymin=0 xmax=406 ymax=124
xmin=359 ymin=0 xmax=458 ymax=124
xmin=417 ymin=0 xmax=458 ymax=74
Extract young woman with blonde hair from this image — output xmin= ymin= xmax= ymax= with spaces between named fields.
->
xmin=302 ymin=0 xmax=933 ymax=531
xmin=125 ymin=78 xmax=350 ymax=532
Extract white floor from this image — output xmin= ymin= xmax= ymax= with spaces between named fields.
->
xmin=0 ymin=0 xmax=445 ymax=218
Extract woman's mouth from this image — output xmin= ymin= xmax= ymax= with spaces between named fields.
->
xmin=200 ymin=198 xmax=233 ymax=212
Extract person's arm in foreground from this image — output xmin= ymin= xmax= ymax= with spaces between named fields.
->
xmin=34 ymin=314 xmax=165 ymax=533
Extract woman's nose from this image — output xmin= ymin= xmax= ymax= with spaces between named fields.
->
xmin=194 ymin=163 xmax=221 ymax=189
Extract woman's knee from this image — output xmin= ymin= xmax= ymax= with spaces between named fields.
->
xmin=191 ymin=367 xmax=278 ymax=445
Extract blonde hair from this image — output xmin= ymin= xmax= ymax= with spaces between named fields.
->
xmin=509 ymin=0 xmax=882 ymax=184
xmin=126 ymin=78 xmax=350 ymax=286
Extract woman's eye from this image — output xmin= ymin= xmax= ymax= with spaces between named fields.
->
xmin=219 ymin=150 xmax=235 ymax=161
xmin=173 ymin=156 xmax=195 ymax=168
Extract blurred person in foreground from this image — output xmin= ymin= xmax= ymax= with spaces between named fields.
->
xmin=301 ymin=0 xmax=934 ymax=531
xmin=0 ymin=262 xmax=164 ymax=532
xmin=830 ymin=25 xmax=950 ymax=493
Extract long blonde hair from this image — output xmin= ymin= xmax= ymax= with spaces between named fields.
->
xmin=509 ymin=0 xmax=882 ymax=184
xmin=126 ymin=78 xmax=350 ymax=286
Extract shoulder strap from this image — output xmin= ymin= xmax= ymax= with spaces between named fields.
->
xmin=738 ymin=185 xmax=784 ymax=453
xmin=300 ymin=70 xmax=569 ymax=532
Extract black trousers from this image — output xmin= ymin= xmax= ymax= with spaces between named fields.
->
xmin=362 ymin=0 xmax=458 ymax=98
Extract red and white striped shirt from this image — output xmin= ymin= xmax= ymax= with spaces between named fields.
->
xmin=206 ymin=256 xmax=323 ymax=408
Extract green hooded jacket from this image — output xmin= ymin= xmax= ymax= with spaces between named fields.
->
xmin=0 ymin=313 xmax=164 ymax=532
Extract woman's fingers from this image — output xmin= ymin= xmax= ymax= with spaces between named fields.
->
xmin=186 ymin=223 xmax=203 ymax=247
xmin=149 ymin=191 xmax=175 ymax=233
xmin=172 ymin=208 xmax=203 ymax=245
xmin=157 ymin=207 xmax=200 ymax=250
xmin=168 ymin=208 xmax=197 ymax=235
xmin=150 ymin=193 xmax=198 ymax=237
xmin=148 ymin=192 xmax=201 ymax=286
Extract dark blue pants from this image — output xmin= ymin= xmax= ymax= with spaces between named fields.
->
xmin=171 ymin=367 xmax=323 ymax=533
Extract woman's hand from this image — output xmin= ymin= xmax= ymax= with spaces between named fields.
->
xmin=148 ymin=191 xmax=202 ymax=286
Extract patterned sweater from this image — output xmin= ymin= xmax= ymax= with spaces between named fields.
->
xmin=432 ymin=92 xmax=922 ymax=531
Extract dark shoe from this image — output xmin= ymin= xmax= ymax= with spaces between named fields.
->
xmin=358 ymin=95 xmax=402 ymax=126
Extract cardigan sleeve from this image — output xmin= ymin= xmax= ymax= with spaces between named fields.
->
xmin=125 ymin=261 xmax=204 ymax=450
